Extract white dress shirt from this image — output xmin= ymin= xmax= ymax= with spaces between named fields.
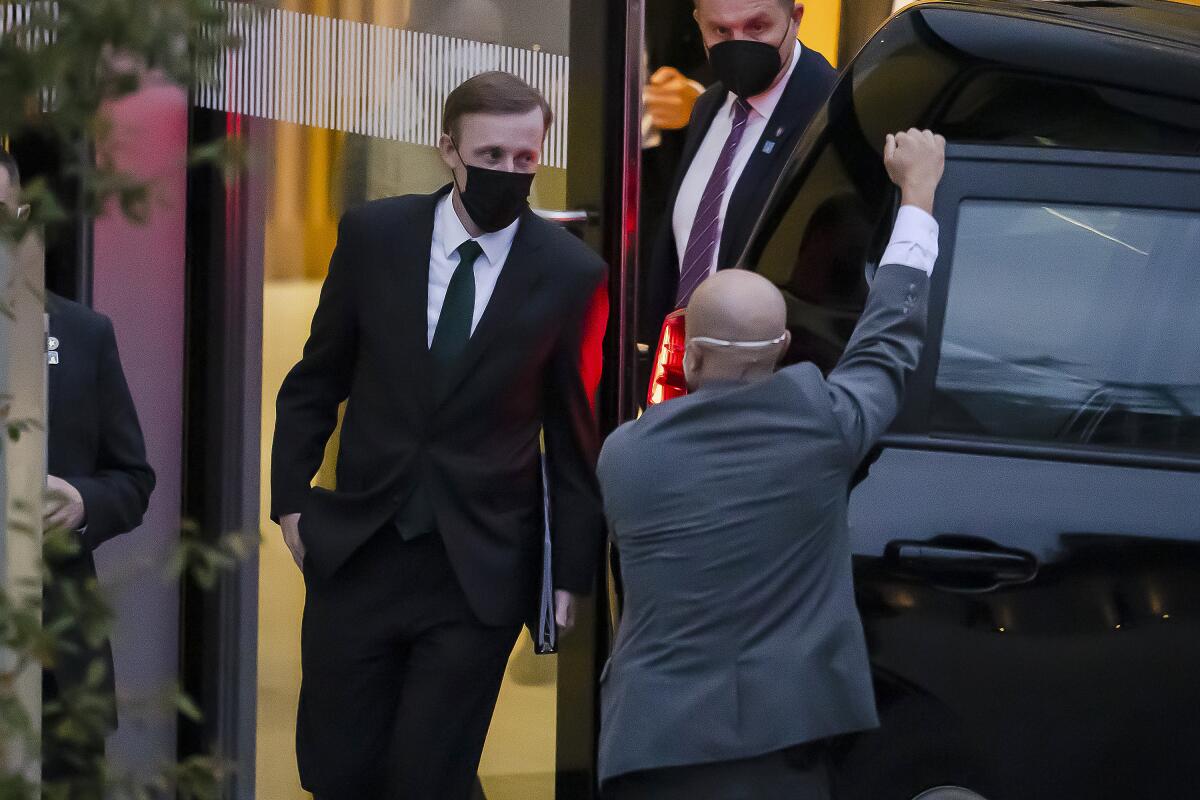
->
xmin=427 ymin=192 xmax=520 ymax=348
xmin=672 ymin=41 xmax=802 ymax=276
xmin=881 ymin=205 xmax=940 ymax=275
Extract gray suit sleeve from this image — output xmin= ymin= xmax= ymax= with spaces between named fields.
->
xmin=825 ymin=263 xmax=930 ymax=464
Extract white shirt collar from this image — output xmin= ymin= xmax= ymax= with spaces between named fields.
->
xmin=435 ymin=189 xmax=521 ymax=265
xmin=729 ymin=39 xmax=802 ymax=122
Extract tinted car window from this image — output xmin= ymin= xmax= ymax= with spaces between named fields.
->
xmin=933 ymin=200 xmax=1200 ymax=455
xmin=752 ymin=147 xmax=883 ymax=376
xmin=937 ymin=72 xmax=1200 ymax=156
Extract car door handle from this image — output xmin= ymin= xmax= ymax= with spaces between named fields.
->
xmin=886 ymin=540 xmax=1039 ymax=583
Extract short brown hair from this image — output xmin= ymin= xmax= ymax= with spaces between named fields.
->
xmin=442 ymin=71 xmax=553 ymax=140
xmin=694 ymin=0 xmax=795 ymax=11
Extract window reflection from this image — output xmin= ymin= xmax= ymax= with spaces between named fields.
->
xmin=751 ymin=136 xmax=887 ymax=376
xmin=933 ymin=200 xmax=1200 ymax=454
xmin=938 ymin=72 xmax=1200 ymax=156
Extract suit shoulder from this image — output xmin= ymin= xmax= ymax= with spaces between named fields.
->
xmin=776 ymin=361 xmax=824 ymax=390
xmin=597 ymin=418 xmax=638 ymax=476
xmin=798 ymin=45 xmax=837 ymax=87
xmin=532 ymin=217 xmax=607 ymax=280
xmin=47 ymin=293 xmax=112 ymax=337
xmin=775 ymin=361 xmax=838 ymax=416
xmin=340 ymin=190 xmax=444 ymax=231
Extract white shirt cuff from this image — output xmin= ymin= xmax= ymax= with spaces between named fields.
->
xmin=880 ymin=205 xmax=939 ymax=276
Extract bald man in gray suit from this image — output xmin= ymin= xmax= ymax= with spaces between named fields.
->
xmin=596 ymin=129 xmax=945 ymax=799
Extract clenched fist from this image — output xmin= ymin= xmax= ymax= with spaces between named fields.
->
xmin=644 ymin=66 xmax=704 ymax=131
xmin=884 ymin=128 xmax=946 ymax=214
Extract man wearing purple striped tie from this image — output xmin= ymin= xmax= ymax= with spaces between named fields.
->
xmin=641 ymin=0 xmax=837 ymax=359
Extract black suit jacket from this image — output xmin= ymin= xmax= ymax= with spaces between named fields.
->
xmin=271 ymin=188 xmax=607 ymax=627
xmin=45 ymin=292 xmax=155 ymax=714
xmin=641 ymin=44 xmax=837 ymax=344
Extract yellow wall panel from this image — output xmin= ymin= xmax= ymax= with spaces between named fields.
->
xmin=799 ymin=0 xmax=843 ymax=68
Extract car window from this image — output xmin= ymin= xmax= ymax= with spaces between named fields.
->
xmin=938 ymin=72 xmax=1200 ymax=156
xmin=750 ymin=146 xmax=886 ymax=376
xmin=933 ymin=200 xmax=1200 ymax=455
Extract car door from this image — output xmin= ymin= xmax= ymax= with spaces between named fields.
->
xmin=839 ymin=145 xmax=1200 ymax=800
xmin=747 ymin=143 xmax=1200 ymax=800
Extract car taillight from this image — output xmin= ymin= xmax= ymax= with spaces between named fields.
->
xmin=646 ymin=309 xmax=688 ymax=406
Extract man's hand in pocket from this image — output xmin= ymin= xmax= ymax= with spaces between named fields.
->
xmin=280 ymin=513 xmax=305 ymax=571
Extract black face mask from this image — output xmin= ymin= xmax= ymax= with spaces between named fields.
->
xmin=707 ymin=25 xmax=793 ymax=99
xmin=451 ymin=140 xmax=535 ymax=233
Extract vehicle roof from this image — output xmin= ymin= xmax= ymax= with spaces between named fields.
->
xmin=891 ymin=0 xmax=1200 ymax=99
xmin=904 ymin=0 xmax=1200 ymax=50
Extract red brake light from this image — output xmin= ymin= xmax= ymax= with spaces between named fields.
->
xmin=647 ymin=309 xmax=689 ymax=406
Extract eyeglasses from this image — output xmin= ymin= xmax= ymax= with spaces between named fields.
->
xmin=689 ymin=332 xmax=787 ymax=349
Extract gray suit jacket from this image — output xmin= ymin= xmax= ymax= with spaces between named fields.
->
xmin=596 ymin=263 xmax=929 ymax=783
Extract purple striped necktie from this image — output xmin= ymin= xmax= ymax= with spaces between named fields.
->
xmin=675 ymin=97 xmax=753 ymax=308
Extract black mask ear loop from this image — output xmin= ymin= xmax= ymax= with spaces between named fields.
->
xmin=774 ymin=16 xmax=797 ymax=63
xmin=448 ymin=136 xmax=469 ymax=195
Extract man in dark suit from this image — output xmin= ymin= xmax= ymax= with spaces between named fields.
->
xmin=597 ymin=129 xmax=944 ymax=798
xmin=641 ymin=0 xmax=837 ymax=350
xmin=42 ymin=288 xmax=156 ymax=759
xmin=270 ymin=72 xmax=607 ymax=800
xmin=3 ymin=148 xmax=155 ymax=789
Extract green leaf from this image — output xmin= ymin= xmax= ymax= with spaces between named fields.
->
xmin=176 ymin=692 xmax=203 ymax=724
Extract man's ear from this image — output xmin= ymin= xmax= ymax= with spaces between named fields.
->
xmin=791 ymin=3 xmax=805 ymax=31
xmin=683 ymin=343 xmax=702 ymax=389
xmin=438 ymin=132 xmax=457 ymax=170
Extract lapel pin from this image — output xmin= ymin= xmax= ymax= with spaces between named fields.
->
xmin=775 ymin=126 xmax=785 ymax=137
xmin=762 ymin=140 xmax=776 ymax=154
xmin=47 ymin=336 xmax=60 ymax=365
xmin=48 ymin=351 xmax=59 ymax=365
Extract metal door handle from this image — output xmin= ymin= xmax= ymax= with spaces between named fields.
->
xmin=887 ymin=540 xmax=1038 ymax=583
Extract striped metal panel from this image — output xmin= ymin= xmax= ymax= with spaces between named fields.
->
xmin=2 ymin=2 xmax=59 ymax=111
xmin=197 ymin=6 xmax=571 ymax=169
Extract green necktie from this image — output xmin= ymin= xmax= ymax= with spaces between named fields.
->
xmin=430 ymin=239 xmax=482 ymax=389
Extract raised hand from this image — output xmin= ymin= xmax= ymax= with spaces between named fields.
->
xmin=884 ymin=128 xmax=946 ymax=214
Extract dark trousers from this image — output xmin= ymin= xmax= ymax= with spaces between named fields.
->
xmin=298 ymin=526 xmax=520 ymax=800
xmin=42 ymin=668 xmax=108 ymax=800
xmin=604 ymin=742 xmax=833 ymax=800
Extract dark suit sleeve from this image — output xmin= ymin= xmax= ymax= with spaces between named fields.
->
xmin=270 ymin=213 xmax=360 ymax=521
xmin=544 ymin=262 xmax=609 ymax=594
xmin=74 ymin=317 xmax=155 ymax=551
xmin=825 ymin=264 xmax=929 ymax=464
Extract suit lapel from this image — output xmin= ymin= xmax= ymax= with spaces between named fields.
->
xmin=45 ymin=295 xmax=63 ymax=434
xmin=719 ymin=48 xmax=830 ymax=269
xmin=433 ymin=208 xmax=547 ymax=407
xmin=394 ymin=188 xmax=446 ymax=417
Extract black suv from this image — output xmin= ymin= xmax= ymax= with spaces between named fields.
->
xmin=643 ymin=0 xmax=1200 ymax=797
